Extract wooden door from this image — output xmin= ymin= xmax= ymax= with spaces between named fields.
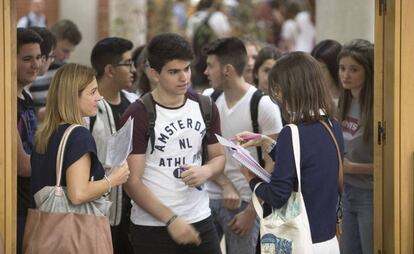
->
xmin=0 ymin=0 xmax=17 ymax=253
xmin=374 ymin=0 xmax=414 ymax=253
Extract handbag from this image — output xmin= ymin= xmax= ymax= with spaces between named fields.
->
xmin=252 ymin=124 xmax=314 ymax=254
xmin=319 ymin=120 xmax=344 ymax=240
xmin=23 ymin=124 xmax=113 ymax=254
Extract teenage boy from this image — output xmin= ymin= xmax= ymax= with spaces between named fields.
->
xmin=50 ymin=19 xmax=82 ymax=67
xmin=30 ymin=19 xmax=82 ymax=116
xmin=16 ymin=27 xmax=42 ymax=254
xmin=203 ymin=37 xmax=283 ymax=254
xmin=120 ymin=33 xmax=225 ymax=254
xmin=28 ymin=27 xmax=56 ymax=117
xmin=90 ymin=37 xmax=138 ymax=254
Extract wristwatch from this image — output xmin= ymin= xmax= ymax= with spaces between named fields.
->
xmin=265 ymin=140 xmax=277 ymax=153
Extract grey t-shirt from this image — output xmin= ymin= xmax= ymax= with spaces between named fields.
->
xmin=342 ymin=97 xmax=373 ymax=189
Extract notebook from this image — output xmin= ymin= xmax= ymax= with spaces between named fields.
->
xmin=215 ymin=134 xmax=271 ymax=182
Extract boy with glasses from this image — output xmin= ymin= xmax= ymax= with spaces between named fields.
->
xmin=90 ymin=37 xmax=138 ymax=254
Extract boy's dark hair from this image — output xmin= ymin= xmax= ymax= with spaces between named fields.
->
xmin=146 ymin=33 xmax=194 ymax=73
xmin=17 ymin=27 xmax=43 ymax=54
xmin=29 ymin=27 xmax=57 ymax=58
xmin=252 ymin=45 xmax=282 ymax=85
xmin=311 ymin=39 xmax=342 ymax=89
xmin=90 ymin=37 xmax=134 ymax=80
xmin=50 ymin=19 xmax=82 ymax=45
xmin=203 ymin=37 xmax=247 ymax=76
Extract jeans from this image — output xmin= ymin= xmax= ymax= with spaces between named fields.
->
xmin=210 ymin=199 xmax=259 ymax=254
xmin=339 ymin=183 xmax=373 ymax=254
xmin=129 ymin=216 xmax=221 ymax=254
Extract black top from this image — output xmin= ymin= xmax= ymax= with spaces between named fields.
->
xmin=30 ymin=124 xmax=105 ymax=207
xmin=108 ymin=92 xmax=132 ymax=131
xmin=250 ymin=119 xmax=344 ymax=243
xmin=17 ymin=90 xmax=38 ymax=216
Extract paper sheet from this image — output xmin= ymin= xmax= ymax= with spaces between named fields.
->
xmin=215 ymin=134 xmax=271 ymax=182
xmin=104 ymin=116 xmax=134 ymax=168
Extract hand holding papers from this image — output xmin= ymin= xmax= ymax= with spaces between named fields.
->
xmin=215 ymin=134 xmax=271 ymax=183
xmin=104 ymin=116 xmax=134 ymax=169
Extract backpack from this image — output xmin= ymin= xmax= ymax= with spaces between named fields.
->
xmin=210 ymin=89 xmax=266 ymax=167
xmin=192 ymin=12 xmax=216 ymax=56
xmin=140 ymin=92 xmax=213 ymax=164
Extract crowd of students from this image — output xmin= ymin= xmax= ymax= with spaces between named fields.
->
xmin=16 ymin=7 xmax=373 ymax=254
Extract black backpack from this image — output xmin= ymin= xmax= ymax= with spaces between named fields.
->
xmin=192 ymin=12 xmax=216 ymax=56
xmin=140 ymin=92 xmax=213 ymax=164
xmin=210 ymin=89 xmax=266 ymax=167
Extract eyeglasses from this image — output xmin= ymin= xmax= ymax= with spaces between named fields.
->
xmin=114 ymin=60 xmax=135 ymax=71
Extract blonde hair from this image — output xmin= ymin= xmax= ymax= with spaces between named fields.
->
xmin=35 ymin=63 xmax=96 ymax=153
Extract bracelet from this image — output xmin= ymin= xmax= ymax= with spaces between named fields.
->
xmin=104 ymin=175 xmax=112 ymax=194
xmin=166 ymin=214 xmax=178 ymax=227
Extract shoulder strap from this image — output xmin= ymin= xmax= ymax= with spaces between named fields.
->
xmin=202 ymin=11 xmax=214 ymax=25
xmin=287 ymin=124 xmax=302 ymax=193
xmin=210 ymin=89 xmax=223 ymax=102
xmin=140 ymin=93 xmax=157 ymax=154
xmin=56 ymin=124 xmax=82 ymax=187
xmin=319 ymin=120 xmax=343 ymax=195
xmin=250 ymin=89 xmax=265 ymax=167
xmin=26 ymin=16 xmax=31 ymax=27
xmin=197 ymin=94 xmax=213 ymax=164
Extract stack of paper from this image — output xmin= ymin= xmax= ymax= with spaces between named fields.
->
xmin=104 ymin=116 xmax=134 ymax=168
xmin=215 ymin=134 xmax=271 ymax=183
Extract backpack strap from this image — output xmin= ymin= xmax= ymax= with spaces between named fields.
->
xmin=140 ymin=93 xmax=157 ymax=154
xmin=210 ymin=89 xmax=223 ymax=102
xmin=250 ymin=89 xmax=265 ymax=167
xmin=197 ymin=94 xmax=213 ymax=164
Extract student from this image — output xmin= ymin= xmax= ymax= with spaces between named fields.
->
xmin=30 ymin=63 xmax=130 ymax=252
xmin=311 ymin=39 xmax=343 ymax=106
xmin=17 ymin=0 xmax=47 ymax=28
xmin=90 ymin=37 xmax=138 ymax=254
xmin=131 ymin=44 xmax=157 ymax=97
xmin=252 ymin=45 xmax=282 ymax=94
xmin=337 ymin=39 xmax=374 ymax=254
xmin=16 ymin=27 xmax=42 ymax=254
xmin=242 ymin=36 xmax=262 ymax=85
xmin=31 ymin=19 xmax=82 ymax=116
xmin=120 ymin=33 xmax=225 ymax=254
xmin=50 ymin=19 xmax=82 ymax=68
xmin=28 ymin=27 xmax=57 ymax=118
xmin=237 ymin=52 xmax=343 ymax=253
xmin=203 ymin=37 xmax=283 ymax=254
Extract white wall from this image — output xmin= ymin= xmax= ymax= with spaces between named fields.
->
xmin=59 ymin=0 xmax=98 ymax=66
xmin=315 ymin=0 xmax=375 ymax=44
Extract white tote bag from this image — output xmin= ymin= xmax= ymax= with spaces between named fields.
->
xmin=252 ymin=124 xmax=313 ymax=254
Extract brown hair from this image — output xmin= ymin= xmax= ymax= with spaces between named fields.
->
xmin=337 ymin=39 xmax=373 ymax=142
xmin=268 ymin=51 xmax=333 ymax=124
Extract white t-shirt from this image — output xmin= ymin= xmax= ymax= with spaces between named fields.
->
xmin=124 ymin=92 xmax=221 ymax=226
xmin=203 ymin=86 xmax=283 ymax=201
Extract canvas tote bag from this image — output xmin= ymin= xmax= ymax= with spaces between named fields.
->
xmin=252 ymin=124 xmax=313 ymax=254
xmin=23 ymin=125 xmax=113 ymax=254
